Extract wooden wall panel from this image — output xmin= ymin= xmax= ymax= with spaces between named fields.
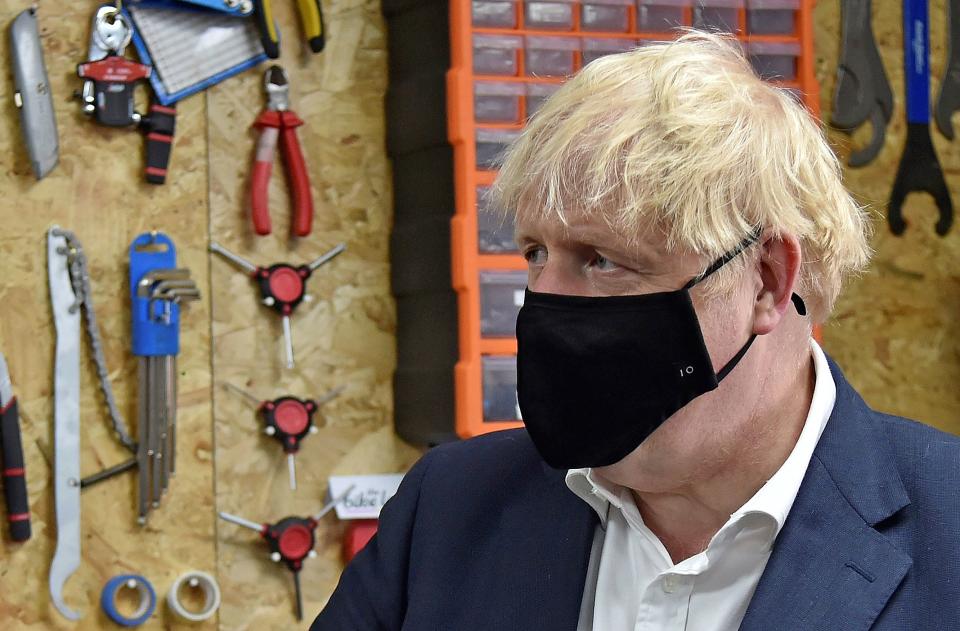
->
xmin=815 ymin=0 xmax=960 ymax=435
xmin=0 ymin=2 xmax=216 ymax=629
xmin=205 ymin=0 xmax=419 ymax=628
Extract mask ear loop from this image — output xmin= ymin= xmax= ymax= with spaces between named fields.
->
xmin=683 ymin=227 xmax=807 ymax=316
xmin=682 ymin=227 xmax=808 ymax=382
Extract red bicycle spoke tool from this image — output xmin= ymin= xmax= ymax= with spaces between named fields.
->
xmin=218 ymin=486 xmax=353 ymax=621
xmin=209 ymin=241 xmax=345 ymax=368
xmin=223 ymin=383 xmax=343 ymax=489
xmin=251 ymin=65 xmax=314 ymax=237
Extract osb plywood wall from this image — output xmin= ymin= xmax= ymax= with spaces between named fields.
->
xmin=815 ymin=0 xmax=960 ymax=434
xmin=0 ymin=1 xmax=958 ymax=630
xmin=0 ymin=0 xmax=418 ymax=629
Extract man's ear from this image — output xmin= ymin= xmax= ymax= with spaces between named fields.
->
xmin=752 ymin=233 xmax=802 ymax=335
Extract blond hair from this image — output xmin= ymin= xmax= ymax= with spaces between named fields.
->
xmin=493 ymin=30 xmax=870 ymax=322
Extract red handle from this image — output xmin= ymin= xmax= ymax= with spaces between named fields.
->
xmin=280 ymin=125 xmax=314 ymax=237
xmin=251 ymin=127 xmax=279 ymax=236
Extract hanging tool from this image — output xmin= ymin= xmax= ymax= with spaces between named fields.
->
xmin=10 ymin=7 xmax=59 ymax=179
xmin=218 ymin=485 xmax=354 ymax=621
xmin=251 ymin=65 xmax=314 ymax=237
xmin=130 ymin=232 xmax=200 ymax=524
xmin=0 ymin=352 xmax=30 ymax=542
xmin=48 ymin=228 xmax=84 ymax=621
xmin=935 ymin=0 xmax=960 ymax=139
xmin=255 ymin=0 xmax=326 ymax=59
xmin=209 ymin=241 xmax=345 ymax=368
xmin=888 ymin=0 xmax=953 ymax=236
xmin=830 ymin=0 xmax=893 ymax=167
xmin=223 ymin=382 xmax=343 ymax=489
xmin=76 ymin=5 xmax=176 ymax=184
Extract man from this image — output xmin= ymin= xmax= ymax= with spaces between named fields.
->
xmin=313 ymin=31 xmax=960 ymax=630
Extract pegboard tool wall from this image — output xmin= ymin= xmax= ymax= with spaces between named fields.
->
xmin=0 ymin=0 xmax=957 ymax=629
xmin=0 ymin=0 xmax=419 ymax=629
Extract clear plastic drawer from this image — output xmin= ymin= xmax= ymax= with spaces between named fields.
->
xmin=475 ymin=81 xmax=525 ymax=123
xmin=472 ymin=0 xmax=519 ymax=27
xmin=637 ymin=0 xmax=689 ymax=30
xmin=581 ymin=0 xmax=632 ymax=31
xmin=747 ymin=40 xmax=800 ymax=81
xmin=524 ymin=0 xmax=575 ymax=29
xmin=582 ymin=37 xmax=637 ymax=66
xmin=746 ymin=0 xmax=798 ymax=34
xmin=477 ymin=186 xmax=519 ymax=253
xmin=473 ymin=34 xmax=523 ymax=76
xmin=483 ymin=355 xmax=521 ymax=422
xmin=476 ymin=128 xmax=522 ymax=170
xmin=525 ymin=35 xmax=579 ymax=77
xmin=479 ymin=270 xmax=528 ymax=336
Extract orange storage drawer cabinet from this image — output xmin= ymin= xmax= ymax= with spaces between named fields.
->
xmin=446 ymin=0 xmax=820 ymax=439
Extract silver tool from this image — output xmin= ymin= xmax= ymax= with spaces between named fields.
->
xmin=134 ymin=266 xmax=199 ymax=524
xmin=48 ymin=228 xmax=83 ymax=621
xmin=10 ymin=7 xmax=59 ymax=179
xmin=80 ymin=6 xmax=134 ymax=118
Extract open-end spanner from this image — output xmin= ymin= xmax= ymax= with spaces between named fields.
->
xmin=889 ymin=0 xmax=953 ymax=236
xmin=831 ymin=0 xmax=893 ymax=167
xmin=935 ymin=0 xmax=960 ymax=139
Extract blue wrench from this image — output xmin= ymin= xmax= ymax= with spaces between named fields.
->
xmin=888 ymin=0 xmax=953 ymax=236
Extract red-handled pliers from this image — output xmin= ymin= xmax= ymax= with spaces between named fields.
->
xmin=251 ymin=66 xmax=313 ymax=237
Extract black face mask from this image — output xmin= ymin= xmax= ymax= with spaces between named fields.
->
xmin=515 ymin=230 xmax=806 ymax=470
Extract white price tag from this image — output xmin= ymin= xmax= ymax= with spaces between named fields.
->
xmin=514 ymin=289 xmax=525 ymax=307
xmin=328 ymin=474 xmax=405 ymax=520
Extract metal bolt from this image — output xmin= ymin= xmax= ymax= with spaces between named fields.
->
xmin=270 ymin=552 xmax=281 ymax=562
xmin=265 ymin=426 xmax=276 ymax=436
xmin=263 ymin=297 xmax=276 ymax=307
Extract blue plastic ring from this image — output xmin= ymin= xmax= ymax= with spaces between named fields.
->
xmin=101 ymin=574 xmax=157 ymax=627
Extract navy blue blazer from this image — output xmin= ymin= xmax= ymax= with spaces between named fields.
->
xmin=313 ymin=359 xmax=960 ymax=630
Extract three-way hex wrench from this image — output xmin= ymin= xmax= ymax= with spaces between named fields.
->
xmin=218 ymin=485 xmax=355 ymax=621
xmin=222 ymin=382 xmax=343 ymax=489
xmin=209 ymin=241 xmax=345 ymax=368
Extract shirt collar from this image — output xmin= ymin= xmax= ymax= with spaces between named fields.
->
xmin=565 ymin=338 xmax=837 ymax=533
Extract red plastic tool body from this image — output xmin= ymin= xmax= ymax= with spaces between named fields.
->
xmin=252 ymin=110 xmax=313 ymax=237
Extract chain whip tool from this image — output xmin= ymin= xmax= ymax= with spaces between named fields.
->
xmin=48 ymin=228 xmax=84 ymax=620
xmin=218 ymin=484 xmax=355 ymax=620
xmin=209 ymin=241 xmax=345 ymax=368
xmin=130 ymin=232 xmax=200 ymax=524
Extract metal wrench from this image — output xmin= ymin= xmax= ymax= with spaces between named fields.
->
xmin=889 ymin=0 xmax=954 ymax=236
xmin=935 ymin=0 xmax=960 ymax=139
xmin=831 ymin=0 xmax=893 ymax=167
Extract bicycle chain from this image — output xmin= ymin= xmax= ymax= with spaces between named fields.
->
xmin=51 ymin=228 xmax=137 ymax=453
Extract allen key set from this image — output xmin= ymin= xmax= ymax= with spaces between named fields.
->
xmin=129 ymin=232 xmax=200 ymax=523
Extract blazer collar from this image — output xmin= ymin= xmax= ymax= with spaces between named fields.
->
xmin=740 ymin=356 xmax=912 ymax=630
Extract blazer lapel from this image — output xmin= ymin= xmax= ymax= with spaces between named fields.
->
xmin=504 ymin=461 xmax=599 ymax=631
xmin=740 ymin=358 xmax=912 ymax=631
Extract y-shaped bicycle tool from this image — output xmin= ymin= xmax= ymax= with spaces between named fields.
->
xmin=222 ymin=382 xmax=343 ymax=489
xmin=218 ymin=485 xmax=354 ymax=621
xmin=209 ymin=241 xmax=345 ymax=368
xmin=831 ymin=0 xmax=893 ymax=167
xmin=889 ymin=0 xmax=953 ymax=236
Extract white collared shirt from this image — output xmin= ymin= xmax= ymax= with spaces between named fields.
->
xmin=567 ymin=339 xmax=837 ymax=631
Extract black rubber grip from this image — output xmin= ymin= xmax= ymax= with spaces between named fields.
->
xmin=0 ymin=398 xmax=31 ymax=542
xmin=142 ymin=104 xmax=177 ymax=185
xmin=256 ymin=0 xmax=280 ymax=59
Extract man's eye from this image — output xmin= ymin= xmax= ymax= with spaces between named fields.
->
xmin=524 ymin=247 xmax=547 ymax=265
xmin=592 ymin=254 xmax=619 ymax=271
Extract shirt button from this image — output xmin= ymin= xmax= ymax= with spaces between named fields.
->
xmin=663 ymin=575 xmax=679 ymax=593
